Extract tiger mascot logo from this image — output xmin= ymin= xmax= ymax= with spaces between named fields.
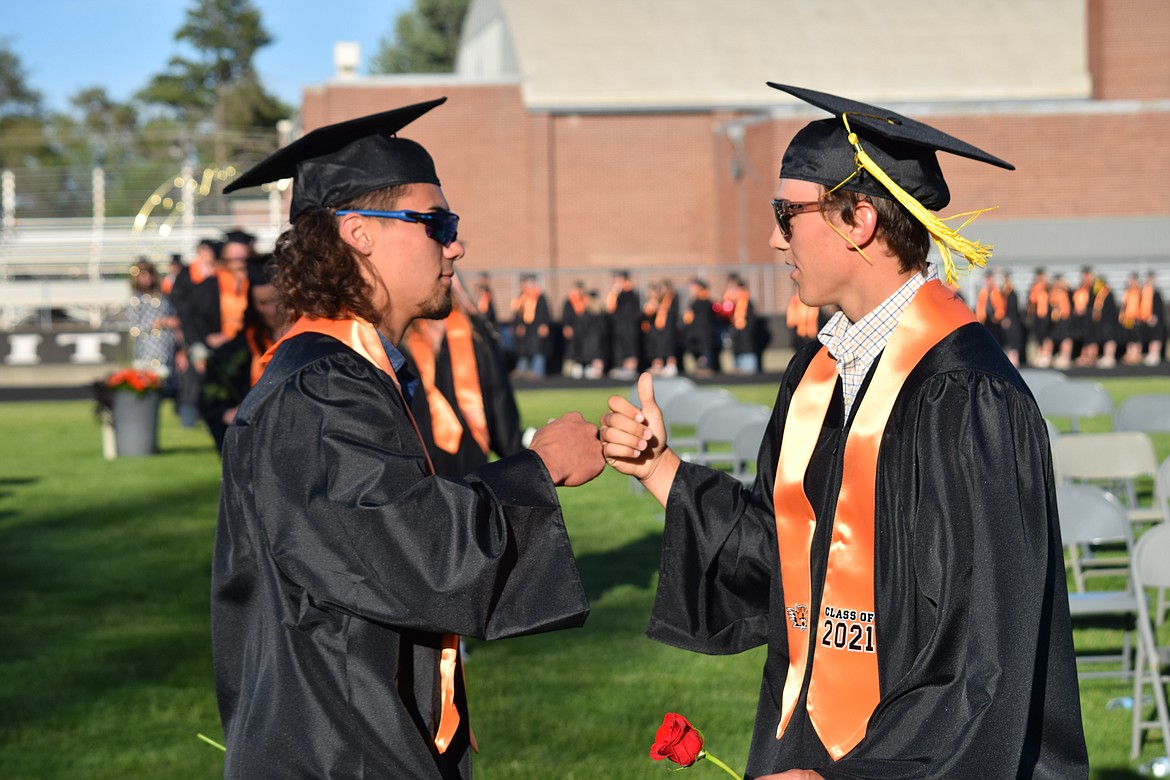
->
xmin=786 ymin=603 xmax=809 ymax=632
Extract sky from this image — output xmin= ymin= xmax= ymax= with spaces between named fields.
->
xmin=3 ymin=0 xmax=415 ymax=113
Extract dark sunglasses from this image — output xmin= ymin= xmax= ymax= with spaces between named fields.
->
xmin=334 ymin=209 xmax=460 ymax=247
xmin=772 ymin=199 xmax=823 ymax=239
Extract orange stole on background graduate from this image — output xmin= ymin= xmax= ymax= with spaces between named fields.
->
xmin=258 ymin=315 xmax=466 ymax=754
xmin=217 ymin=269 xmax=249 ymax=340
xmin=772 ymin=280 xmax=974 ymax=759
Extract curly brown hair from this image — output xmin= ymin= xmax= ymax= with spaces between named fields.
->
xmin=820 ymin=188 xmax=931 ymax=275
xmin=272 ymin=185 xmax=409 ymax=327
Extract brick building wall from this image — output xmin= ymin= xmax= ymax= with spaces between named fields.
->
xmin=295 ymin=2 xmax=1170 ymax=311
xmin=1089 ymin=0 xmax=1170 ymax=99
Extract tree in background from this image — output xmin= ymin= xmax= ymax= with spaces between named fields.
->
xmin=370 ymin=0 xmax=470 ymax=74
xmin=136 ymin=0 xmax=288 ymax=169
xmin=0 ymin=38 xmax=51 ymax=171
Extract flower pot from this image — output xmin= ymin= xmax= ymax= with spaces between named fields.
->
xmin=112 ymin=391 xmax=161 ymax=457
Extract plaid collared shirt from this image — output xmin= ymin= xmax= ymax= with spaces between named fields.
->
xmin=817 ymin=265 xmax=939 ymax=420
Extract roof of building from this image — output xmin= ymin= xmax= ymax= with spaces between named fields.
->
xmin=455 ymin=0 xmax=1091 ymax=111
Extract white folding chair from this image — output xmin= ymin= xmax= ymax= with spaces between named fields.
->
xmin=1018 ymin=367 xmax=1068 ymax=398
xmin=1130 ymin=522 xmax=1170 ymax=759
xmin=1051 ymin=431 xmax=1163 ymax=529
xmin=1036 ymin=379 xmax=1114 ymax=433
xmin=731 ymin=418 xmax=769 ymax=486
xmin=1056 ymin=483 xmax=1140 ymax=679
xmin=628 ymin=375 xmax=696 ymax=410
xmin=1115 ymin=394 xmax=1170 ymax=434
xmin=661 ymin=387 xmax=736 ymax=451
xmin=680 ymin=403 xmax=770 ymax=468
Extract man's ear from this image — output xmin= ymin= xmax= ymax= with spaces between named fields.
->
xmin=848 ymin=198 xmax=880 ymax=247
xmin=337 ymin=212 xmax=374 ymax=255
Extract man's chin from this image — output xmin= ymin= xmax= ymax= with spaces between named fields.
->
xmin=421 ymin=294 xmax=454 ymax=321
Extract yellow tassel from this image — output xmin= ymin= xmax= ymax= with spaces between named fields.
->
xmin=840 ymin=116 xmax=998 ymax=286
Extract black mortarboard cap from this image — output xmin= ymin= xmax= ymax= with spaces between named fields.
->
xmin=248 ymin=255 xmax=277 ymax=288
xmin=767 ymin=84 xmax=1013 ymax=210
xmin=223 ymin=229 xmax=255 ymax=246
xmin=224 ymin=98 xmax=446 ymax=222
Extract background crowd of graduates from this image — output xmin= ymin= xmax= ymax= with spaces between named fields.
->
xmin=484 ymin=270 xmax=774 ymax=381
xmin=978 ymin=266 xmax=1166 ymax=369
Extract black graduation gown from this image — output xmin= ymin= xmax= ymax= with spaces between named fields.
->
xmin=649 ymin=296 xmax=680 ymax=363
xmin=516 ymin=295 xmax=550 ymax=359
xmin=730 ymin=298 xmax=758 ymax=356
xmin=561 ymin=299 xmax=584 ymax=363
xmin=408 ymin=318 xmax=524 ymax=477
xmin=685 ymin=298 xmax=716 ymax=359
xmin=648 ymin=323 xmax=1088 ymax=779
xmin=212 ymin=333 xmax=589 ymax=779
xmin=168 ymin=266 xmax=221 ymax=348
xmin=611 ymin=289 xmax=642 ymax=363
xmin=577 ymin=308 xmax=607 ymax=366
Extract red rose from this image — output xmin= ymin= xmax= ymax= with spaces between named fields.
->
xmin=650 ymin=712 xmax=704 ymax=767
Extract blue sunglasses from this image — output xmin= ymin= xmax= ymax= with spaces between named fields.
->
xmin=334 ymin=209 xmax=460 ymax=247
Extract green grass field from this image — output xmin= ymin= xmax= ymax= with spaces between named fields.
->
xmin=1 ymin=376 xmax=1168 ymax=778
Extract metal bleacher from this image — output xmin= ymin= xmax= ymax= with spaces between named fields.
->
xmin=0 ymin=216 xmax=279 ymax=329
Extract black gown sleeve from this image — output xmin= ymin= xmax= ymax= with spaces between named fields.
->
xmin=239 ymin=350 xmax=588 ymax=641
xmin=645 ymin=354 xmax=802 ymax=655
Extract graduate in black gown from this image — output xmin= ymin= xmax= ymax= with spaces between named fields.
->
xmin=404 ymin=276 xmax=523 ymax=476
xmin=601 ymin=85 xmax=1087 ymax=780
xmin=213 ymin=99 xmax=605 ymax=779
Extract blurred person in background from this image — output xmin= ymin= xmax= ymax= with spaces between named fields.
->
xmin=127 ymin=258 xmax=179 ymax=380
xmin=561 ymin=279 xmax=589 ymax=378
xmin=168 ymin=237 xmax=220 ymax=426
xmin=511 ymin=273 xmax=550 ymax=378
xmin=198 ymin=258 xmax=282 ymax=453
xmin=404 ymin=274 xmax=523 ymax=476
xmin=644 ymin=278 xmax=680 ymax=376
xmin=683 ymin=277 xmax=717 ymax=376
xmin=606 ymin=269 xmax=641 ymax=379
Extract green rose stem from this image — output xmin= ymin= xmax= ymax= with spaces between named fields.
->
xmin=699 ymin=749 xmax=742 ymax=780
xmin=197 ymin=733 xmax=226 ymax=752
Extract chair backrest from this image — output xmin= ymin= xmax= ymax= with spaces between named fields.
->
xmin=1036 ymin=380 xmax=1114 ymax=430
xmin=1055 ymin=483 xmax=1135 ymax=548
xmin=1051 ymin=431 xmax=1159 ymax=483
xmin=732 ymin=419 xmax=769 ymax=471
xmin=1018 ymin=368 xmax=1068 ymax=398
xmin=1132 ymin=521 xmax=1170 ymax=590
xmin=662 ymin=388 xmax=736 ymax=426
xmin=1114 ymin=394 xmax=1170 ymax=434
xmin=629 ymin=375 xmax=697 ymax=410
xmin=1156 ymin=456 xmax=1170 ymax=522
xmin=695 ymin=403 xmax=770 ymax=446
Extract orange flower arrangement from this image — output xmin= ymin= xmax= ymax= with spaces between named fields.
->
xmin=103 ymin=368 xmax=163 ymax=395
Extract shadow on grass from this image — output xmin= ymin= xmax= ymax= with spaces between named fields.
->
xmin=574 ymin=530 xmax=662 ymax=603
xmin=0 ymin=476 xmax=40 ymax=518
xmin=0 ymin=482 xmax=220 ymax=733
xmin=1094 ymin=769 xmax=1145 ymax=779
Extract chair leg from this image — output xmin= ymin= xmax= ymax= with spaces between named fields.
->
xmin=1134 ymin=636 xmax=1146 ymax=760
xmin=1135 ymin=608 xmax=1170 ymax=759
xmin=1158 ymin=587 xmax=1167 ymax=627
xmin=1068 ymin=545 xmax=1086 ymax=593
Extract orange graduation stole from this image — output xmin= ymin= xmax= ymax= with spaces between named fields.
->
xmin=404 ymin=312 xmax=490 ymax=456
xmin=772 ymin=280 xmax=974 ymax=759
xmin=406 ymin=323 xmax=465 ymax=455
xmin=444 ymin=310 xmax=490 ymax=455
xmin=258 ymin=315 xmax=465 ymax=755
xmin=217 ymin=269 xmax=249 ymax=340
